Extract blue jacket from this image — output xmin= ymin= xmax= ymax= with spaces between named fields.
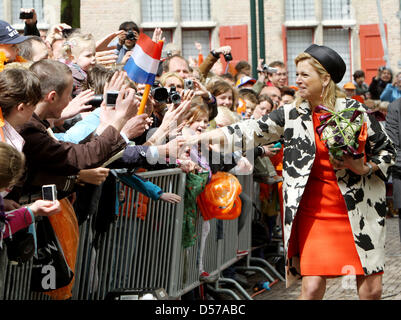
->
xmin=380 ymin=83 xmax=401 ymax=103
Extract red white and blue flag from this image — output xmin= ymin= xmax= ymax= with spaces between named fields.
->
xmin=124 ymin=33 xmax=163 ymax=85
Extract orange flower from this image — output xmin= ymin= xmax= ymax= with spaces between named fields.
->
xmin=0 ymin=51 xmax=8 ymax=72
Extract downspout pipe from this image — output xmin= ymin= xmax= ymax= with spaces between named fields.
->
xmin=250 ymin=0 xmax=258 ymax=78
xmin=258 ymin=0 xmax=265 ymax=65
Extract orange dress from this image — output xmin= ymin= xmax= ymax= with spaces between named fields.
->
xmin=289 ymin=111 xmax=364 ymax=276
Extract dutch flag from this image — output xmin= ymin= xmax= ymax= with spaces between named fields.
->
xmin=124 ymin=33 xmax=163 ymax=85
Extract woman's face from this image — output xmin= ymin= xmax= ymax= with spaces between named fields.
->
xmin=215 ymin=90 xmax=233 ymax=108
xmin=164 ymin=76 xmax=184 ymax=93
xmin=189 ymin=115 xmax=209 ymax=135
xmin=380 ymin=69 xmax=392 ymax=82
xmin=295 ymin=60 xmax=324 ymax=103
xmin=253 ymin=101 xmax=272 ymax=119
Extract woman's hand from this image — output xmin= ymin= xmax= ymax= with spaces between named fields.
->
xmin=96 ymin=50 xmax=118 ymax=67
xmin=261 ymin=143 xmax=281 ymax=157
xmin=29 ymin=200 xmax=61 ymax=217
xmin=121 ymin=113 xmax=149 ymax=139
xmin=330 ymin=155 xmax=369 ymax=175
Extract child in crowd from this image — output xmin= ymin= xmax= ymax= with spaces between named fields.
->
xmin=180 ymin=96 xmax=254 ymax=281
xmin=0 ymin=20 xmax=28 ymax=71
xmin=0 ymin=142 xmax=61 ymax=278
xmin=60 ymin=32 xmax=96 ymax=96
xmin=238 ymin=88 xmax=258 ymax=119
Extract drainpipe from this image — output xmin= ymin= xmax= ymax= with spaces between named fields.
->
xmin=376 ymin=0 xmax=389 ymax=67
xmin=258 ymin=0 xmax=266 ymax=64
xmin=250 ymin=0 xmax=258 ymax=78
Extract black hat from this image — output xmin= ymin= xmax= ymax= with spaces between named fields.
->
xmin=0 ymin=20 xmax=28 ymax=45
xmin=304 ymin=44 xmax=346 ymax=84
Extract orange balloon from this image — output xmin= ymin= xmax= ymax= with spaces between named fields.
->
xmin=197 ymin=172 xmax=242 ymax=221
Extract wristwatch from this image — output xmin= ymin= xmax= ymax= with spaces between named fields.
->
xmin=365 ymin=162 xmax=373 ymax=176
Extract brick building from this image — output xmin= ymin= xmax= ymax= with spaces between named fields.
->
xmin=1 ymin=0 xmax=400 ymax=87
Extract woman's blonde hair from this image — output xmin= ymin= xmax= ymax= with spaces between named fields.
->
xmin=62 ymin=32 xmax=96 ymax=60
xmin=159 ymin=71 xmax=184 ymax=88
xmin=0 ymin=142 xmax=25 ymax=189
xmin=294 ymin=52 xmax=345 ymax=110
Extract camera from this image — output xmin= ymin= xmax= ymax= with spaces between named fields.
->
xmin=85 ymin=94 xmax=103 ymax=108
xmin=151 ymin=86 xmax=169 ymax=103
xmin=184 ymin=79 xmax=194 ymax=90
xmin=126 ymin=30 xmax=137 ymax=41
xmin=19 ymin=11 xmax=34 ymax=19
xmin=42 ymin=184 xmax=57 ymax=202
xmin=168 ymin=86 xmax=181 ymax=105
xmin=262 ymin=65 xmax=278 ymax=74
xmin=224 ymin=53 xmax=233 ymax=62
xmin=151 ymin=85 xmax=181 ymax=105
xmin=106 ymin=90 xmax=119 ymax=106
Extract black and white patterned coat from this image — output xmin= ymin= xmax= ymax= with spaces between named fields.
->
xmin=222 ymin=97 xmax=396 ymax=287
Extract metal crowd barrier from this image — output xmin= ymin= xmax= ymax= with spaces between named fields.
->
xmin=2 ymin=169 xmax=279 ymax=300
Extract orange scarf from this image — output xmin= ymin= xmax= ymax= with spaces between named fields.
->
xmin=0 ymin=51 xmax=27 ymax=72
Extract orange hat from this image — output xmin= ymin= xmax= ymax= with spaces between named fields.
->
xmin=343 ymin=82 xmax=356 ymax=90
xmin=197 ymin=172 xmax=242 ymax=221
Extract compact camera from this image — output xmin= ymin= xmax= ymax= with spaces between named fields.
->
xmin=184 ymin=79 xmax=194 ymax=90
xmin=106 ymin=90 xmax=119 ymax=106
xmin=262 ymin=65 xmax=278 ymax=74
xmin=19 ymin=11 xmax=34 ymax=19
xmin=42 ymin=184 xmax=57 ymax=202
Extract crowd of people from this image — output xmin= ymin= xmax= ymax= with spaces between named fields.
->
xmin=0 ymin=8 xmax=399 ymax=301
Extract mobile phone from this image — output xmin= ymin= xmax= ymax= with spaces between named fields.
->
xmin=42 ymin=184 xmax=57 ymax=201
xmin=106 ymin=90 xmax=119 ymax=106
xmin=19 ymin=11 xmax=34 ymax=19
xmin=273 ymin=142 xmax=282 ymax=149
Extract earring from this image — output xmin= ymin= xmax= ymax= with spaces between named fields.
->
xmin=320 ymin=86 xmax=326 ymax=98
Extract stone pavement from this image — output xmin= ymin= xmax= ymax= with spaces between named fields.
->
xmin=248 ymin=216 xmax=401 ymax=300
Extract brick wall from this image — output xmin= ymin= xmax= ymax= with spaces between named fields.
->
xmin=78 ymin=0 xmax=401 ymax=74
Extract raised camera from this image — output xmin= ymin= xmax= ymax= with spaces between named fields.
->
xmin=262 ymin=65 xmax=278 ymax=74
xmin=126 ymin=30 xmax=137 ymax=41
xmin=106 ymin=90 xmax=119 ymax=106
xmin=184 ymin=79 xmax=194 ymax=90
xmin=151 ymin=87 xmax=169 ymax=103
xmin=19 ymin=11 xmax=34 ymax=19
xmin=85 ymin=94 xmax=103 ymax=108
xmin=168 ymin=86 xmax=181 ymax=105
xmin=224 ymin=53 xmax=233 ymax=62
xmin=42 ymin=184 xmax=57 ymax=202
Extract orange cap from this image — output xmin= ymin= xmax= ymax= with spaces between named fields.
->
xmin=343 ymin=82 xmax=356 ymax=90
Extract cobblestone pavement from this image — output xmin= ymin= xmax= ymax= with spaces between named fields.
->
xmin=249 ymin=216 xmax=401 ymax=300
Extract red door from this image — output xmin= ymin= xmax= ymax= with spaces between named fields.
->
xmin=359 ymin=24 xmax=388 ymax=85
xmin=219 ymin=25 xmax=248 ymax=74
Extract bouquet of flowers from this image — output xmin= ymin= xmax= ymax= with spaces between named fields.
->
xmin=315 ymin=105 xmax=367 ymax=160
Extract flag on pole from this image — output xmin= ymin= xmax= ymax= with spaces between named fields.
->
xmin=124 ymin=33 xmax=163 ymax=85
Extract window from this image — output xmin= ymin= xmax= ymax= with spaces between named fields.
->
xmin=11 ymin=0 xmax=44 ymax=24
xmin=181 ymin=0 xmax=210 ymax=22
xmin=141 ymin=0 xmax=174 ymax=22
xmin=144 ymin=29 xmax=173 ymax=57
xmin=322 ymin=0 xmax=352 ymax=20
xmin=323 ymin=28 xmax=351 ymax=86
xmin=0 ymin=1 xmax=3 ymax=20
xmin=286 ymin=29 xmax=314 ymax=86
xmin=285 ymin=0 xmax=315 ymax=21
xmin=181 ymin=29 xmax=210 ymax=60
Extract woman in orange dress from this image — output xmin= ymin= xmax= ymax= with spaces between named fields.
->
xmin=186 ymin=44 xmax=395 ymax=300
